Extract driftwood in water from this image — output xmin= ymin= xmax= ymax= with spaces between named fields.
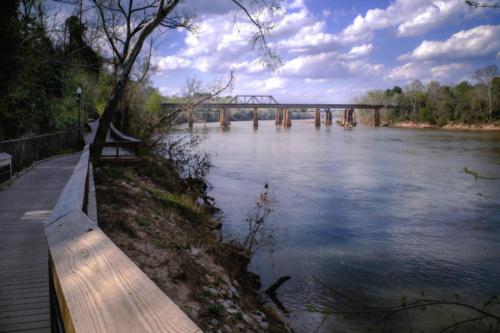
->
xmin=265 ymin=276 xmax=291 ymax=295
xmin=265 ymin=276 xmax=291 ymax=313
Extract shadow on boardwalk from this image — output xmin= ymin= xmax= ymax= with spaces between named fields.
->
xmin=0 ymin=154 xmax=79 ymax=333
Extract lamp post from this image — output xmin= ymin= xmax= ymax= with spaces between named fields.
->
xmin=76 ymin=87 xmax=82 ymax=144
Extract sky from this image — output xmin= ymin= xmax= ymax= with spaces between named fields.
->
xmin=150 ymin=0 xmax=500 ymax=103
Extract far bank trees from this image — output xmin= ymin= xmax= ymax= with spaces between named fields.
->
xmin=356 ymin=65 xmax=500 ymax=125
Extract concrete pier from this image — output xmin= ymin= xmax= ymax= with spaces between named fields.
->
xmin=324 ymin=110 xmax=332 ymax=125
xmin=253 ymin=108 xmax=258 ymax=128
xmin=373 ymin=108 xmax=380 ymax=127
xmin=315 ymin=108 xmax=321 ymax=127
xmin=275 ymin=108 xmax=283 ymax=125
xmin=219 ymin=108 xmax=231 ymax=127
xmin=283 ymin=108 xmax=292 ymax=127
xmin=187 ymin=108 xmax=193 ymax=128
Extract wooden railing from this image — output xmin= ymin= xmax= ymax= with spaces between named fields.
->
xmin=44 ymin=145 xmax=202 ymax=333
xmin=0 ymin=130 xmax=78 ymax=174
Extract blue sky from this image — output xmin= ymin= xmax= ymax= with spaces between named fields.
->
xmin=150 ymin=0 xmax=500 ymax=102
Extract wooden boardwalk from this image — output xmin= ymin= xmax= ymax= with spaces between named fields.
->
xmin=0 ymin=154 xmax=79 ymax=333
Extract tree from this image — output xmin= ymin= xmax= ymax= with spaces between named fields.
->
xmin=74 ymin=0 xmax=279 ymax=165
xmin=465 ymin=0 xmax=500 ymax=8
xmin=0 ymin=0 xmax=20 ymax=97
xmin=474 ymin=64 xmax=497 ymax=122
xmin=405 ymin=80 xmax=425 ymax=120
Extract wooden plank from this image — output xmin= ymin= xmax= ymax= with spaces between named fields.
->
xmin=0 ymin=313 xmax=49 ymax=325
xmin=47 ymin=147 xmax=89 ymax=223
xmin=45 ymin=210 xmax=202 ymax=333
xmin=0 ymin=301 xmax=49 ymax=313
xmin=0 ymin=319 xmax=50 ymax=332
xmin=0 ymin=306 xmax=49 ymax=319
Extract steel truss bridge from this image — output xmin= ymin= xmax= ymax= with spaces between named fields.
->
xmin=162 ymin=94 xmax=386 ymax=111
xmin=162 ymin=95 xmax=390 ymax=127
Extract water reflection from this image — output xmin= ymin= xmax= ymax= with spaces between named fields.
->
xmin=189 ymin=120 xmax=500 ymax=332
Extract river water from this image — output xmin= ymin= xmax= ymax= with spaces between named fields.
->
xmin=189 ymin=119 xmax=500 ymax=332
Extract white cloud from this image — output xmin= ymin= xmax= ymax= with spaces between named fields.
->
xmin=396 ymin=0 xmax=466 ymax=36
xmin=430 ymin=63 xmax=467 ymax=79
xmin=155 ymin=55 xmax=192 ymax=72
xmin=237 ymin=76 xmax=287 ymax=93
xmin=386 ymin=61 xmax=470 ymax=82
xmin=346 ymin=44 xmax=373 ymax=59
xmin=340 ymin=0 xmax=475 ymax=42
xmin=399 ymin=25 xmax=500 ymax=61
xmin=385 ymin=62 xmax=423 ymax=81
xmin=279 ymin=51 xmax=383 ymax=79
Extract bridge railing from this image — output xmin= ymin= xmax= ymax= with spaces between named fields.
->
xmin=44 ymin=145 xmax=201 ymax=333
xmin=0 ymin=130 xmax=79 ymax=174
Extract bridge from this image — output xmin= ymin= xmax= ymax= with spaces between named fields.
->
xmin=162 ymin=95 xmax=387 ymax=128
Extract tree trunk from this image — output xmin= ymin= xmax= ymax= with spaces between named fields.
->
xmin=91 ymin=72 xmax=128 ymax=165
xmin=488 ymin=88 xmax=492 ymax=122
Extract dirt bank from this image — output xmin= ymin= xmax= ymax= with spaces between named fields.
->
xmin=390 ymin=121 xmax=500 ymax=131
xmin=94 ymin=158 xmax=291 ymax=333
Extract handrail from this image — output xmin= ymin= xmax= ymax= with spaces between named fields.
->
xmin=0 ymin=131 xmax=67 ymax=144
xmin=0 ymin=130 xmax=78 ymax=174
xmin=110 ymin=123 xmax=141 ymax=142
xmin=44 ymin=145 xmax=201 ymax=333
xmin=47 ymin=146 xmax=90 ymax=224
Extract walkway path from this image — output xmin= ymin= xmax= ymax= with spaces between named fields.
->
xmin=0 ymin=154 xmax=79 ymax=332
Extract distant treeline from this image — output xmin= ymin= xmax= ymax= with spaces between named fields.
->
xmin=356 ymin=66 xmax=500 ymax=125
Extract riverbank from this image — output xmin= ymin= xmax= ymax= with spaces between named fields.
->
xmin=390 ymin=120 xmax=500 ymax=131
xmin=94 ymin=157 xmax=291 ymax=333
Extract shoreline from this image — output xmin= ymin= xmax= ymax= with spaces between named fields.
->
xmin=95 ymin=159 xmax=292 ymax=333
xmin=389 ymin=120 xmax=500 ymax=131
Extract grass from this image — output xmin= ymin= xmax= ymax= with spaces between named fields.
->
xmin=149 ymin=188 xmax=205 ymax=223
xmin=209 ymin=304 xmax=224 ymax=317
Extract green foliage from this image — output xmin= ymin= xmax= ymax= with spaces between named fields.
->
xmin=149 ymin=188 xmax=204 ymax=223
xmin=356 ymin=70 xmax=500 ymax=126
xmin=418 ymin=107 xmax=433 ymax=123
xmin=209 ymin=303 xmax=224 ymax=317
xmin=0 ymin=9 xmax=103 ymax=141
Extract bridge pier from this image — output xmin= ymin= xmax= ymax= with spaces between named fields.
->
xmin=219 ymin=107 xmax=231 ymax=127
xmin=283 ymin=108 xmax=292 ymax=128
xmin=253 ymin=107 xmax=258 ymax=128
xmin=373 ymin=108 xmax=380 ymax=127
xmin=324 ymin=109 xmax=332 ymax=126
xmin=275 ymin=108 xmax=283 ymax=125
xmin=187 ymin=108 xmax=193 ymax=128
xmin=343 ymin=108 xmax=356 ymax=127
xmin=315 ymin=108 xmax=321 ymax=127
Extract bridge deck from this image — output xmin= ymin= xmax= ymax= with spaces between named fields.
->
xmin=162 ymin=102 xmax=385 ymax=110
xmin=0 ymin=154 xmax=79 ymax=333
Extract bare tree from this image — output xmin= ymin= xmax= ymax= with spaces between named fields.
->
xmin=474 ymin=64 xmax=497 ymax=122
xmin=242 ymin=183 xmax=277 ymax=256
xmin=74 ymin=0 xmax=280 ymax=165
xmin=146 ymin=72 xmax=235 ymax=147
xmin=405 ymin=80 xmax=425 ymax=121
xmin=465 ymin=0 xmax=500 ymax=8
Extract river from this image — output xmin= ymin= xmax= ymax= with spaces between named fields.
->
xmin=188 ymin=119 xmax=500 ymax=332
